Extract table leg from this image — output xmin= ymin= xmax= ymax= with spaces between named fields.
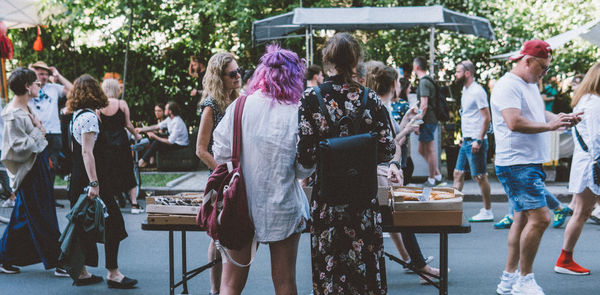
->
xmin=182 ymin=231 xmax=188 ymax=294
xmin=439 ymin=233 xmax=448 ymax=295
xmin=169 ymin=230 xmax=175 ymax=295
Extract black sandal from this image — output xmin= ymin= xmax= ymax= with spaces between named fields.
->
xmin=107 ymin=276 xmax=138 ymax=289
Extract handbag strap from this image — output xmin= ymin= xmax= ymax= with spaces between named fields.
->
xmin=232 ymin=95 xmax=248 ymax=165
xmin=312 ymin=86 xmax=370 ymax=137
xmin=573 ymin=126 xmax=589 ymax=153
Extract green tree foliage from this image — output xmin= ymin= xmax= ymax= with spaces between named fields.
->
xmin=5 ymin=0 xmax=599 ymax=128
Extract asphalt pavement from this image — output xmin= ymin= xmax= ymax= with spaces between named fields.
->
xmin=2 ymin=200 xmax=600 ymax=295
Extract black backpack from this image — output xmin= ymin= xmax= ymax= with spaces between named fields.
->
xmin=421 ymin=76 xmax=450 ymax=122
xmin=313 ymin=86 xmax=378 ymax=207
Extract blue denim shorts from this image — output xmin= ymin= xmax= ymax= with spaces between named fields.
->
xmin=496 ymin=164 xmax=551 ymax=212
xmin=418 ymin=123 xmax=437 ymax=143
xmin=455 ymin=138 xmax=488 ymax=177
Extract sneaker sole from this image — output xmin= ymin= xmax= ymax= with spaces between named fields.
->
xmin=54 ymin=271 xmax=70 ymax=277
xmin=554 ymin=266 xmax=590 ymax=275
xmin=496 ymin=287 xmax=512 ymax=295
xmin=469 ymin=218 xmax=494 ymax=222
xmin=0 ymin=268 xmax=19 ymax=274
xmin=494 ymin=225 xmax=512 ymax=229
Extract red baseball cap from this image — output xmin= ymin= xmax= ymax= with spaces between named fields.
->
xmin=509 ymin=40 xmax=552 ymax=61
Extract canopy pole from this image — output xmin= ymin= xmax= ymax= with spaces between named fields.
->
xmin=309 ymin=25 xmax=314 ymax=65
xmin=305 ymin=27 xmax=310 ymax=65
xmin=429 ymin=25 xmax=435 ymax=78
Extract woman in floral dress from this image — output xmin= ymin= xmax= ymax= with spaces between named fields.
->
xmin=297 ymin=33 xmax=395 ymax=295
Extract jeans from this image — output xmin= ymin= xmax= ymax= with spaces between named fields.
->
xmin=142 ymin=140 xmax=185 ymax=162
xmin=455 ymin=138 xmax=488 ymax=177
xmin=496 ymin=164 xmax=559 ymax=213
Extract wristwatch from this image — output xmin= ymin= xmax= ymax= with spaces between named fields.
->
xmin=89 ymin=180 xmax=99 ymax=187
xmin=476 ymin=139 xmax=483 ymax=145
xmin=390 ymin=161 xmax=402 ymax=169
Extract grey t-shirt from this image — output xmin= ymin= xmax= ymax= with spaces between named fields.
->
xmin=417 ymin=75 xmax=438 ymax=124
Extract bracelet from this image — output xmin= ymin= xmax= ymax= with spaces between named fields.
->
xmin=390 ymin=161 xmax=401 ymax=169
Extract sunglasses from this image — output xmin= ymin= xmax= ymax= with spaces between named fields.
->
xmin=532 ymin=58 xmax=550 ymax=74
xmin=33 ymin=81 xmax=41 ymax=86
xmin=224 ymin=68 xmax=242 ymax=79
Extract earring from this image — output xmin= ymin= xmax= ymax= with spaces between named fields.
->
xmin=28 ymin=89 xmax=31 ymax=96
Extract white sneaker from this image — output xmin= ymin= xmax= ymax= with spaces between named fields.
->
xmin=511 ymin=273 xmax=544 ymax=295
xmin=496 ymin=270 xmax=519 ymax=295
xmin=1 ymin=199 xmax=14 ymax=208
xmin=590 ymin=205 xmax=600 ymax=224
xmin=469 ymin=208 xmax=494 ymax=222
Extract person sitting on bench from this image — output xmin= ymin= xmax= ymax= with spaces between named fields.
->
xmin=136 ymin=101 xmax=189 ymax=168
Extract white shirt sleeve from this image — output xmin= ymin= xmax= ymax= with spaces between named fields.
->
xmin=167 ymin=117 xmax=188 ymax=145
xmin=475 ymin=87 xmax=489 ymax=110
xmin=491 ymin=80 xmax=522 ymax=111
xmin=158 ymin=118 xmax=169 ymax=130
xmin=212 ymin=103 xmax=235 ymax=165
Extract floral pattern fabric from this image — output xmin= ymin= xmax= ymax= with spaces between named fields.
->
xmin=199 ymin=96 xmax=224 ymax=155
xmin=297 ymin=76 xmax=393 ymax=295
xmin=391 ymin=99 xmax=410 ymax=125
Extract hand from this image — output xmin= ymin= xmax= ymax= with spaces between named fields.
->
xmin=567 ymin=111 xmax=584 ymax=127
xmin=147 ymin=131 xmax=156 ymax=139
xmin=49 ymin=66 xmax=60 ymax=77
xmin=39 ymin=126 xmax=46 ymax=137
xmin=547 ymin=113 xmax=576 ymax=131
xmin=87 ymin=185 xmax=99 ymax=199
xmin=135 ymin=127 xmax=142 ymax=133
xmin=471 ymin=141 xmax=481 ymax=153
xmin=405 ymin=106 xmax=419 ymax=120
xmin=191 ymin=89 xmax=198 ymax=96
xmin=135 ymin=133 xmax=142 ymax=141
xmin=387 ymin=164 xmax=403 ymax=185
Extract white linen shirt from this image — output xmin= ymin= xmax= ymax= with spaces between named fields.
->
xmin=569 ymin=94 xmax=600 ymax=195
xmin=212 ymin=91 xmax=312 ymax=243
xmin=28 ymin=83 xmax=64 ymax=134
xmin=158 ymin=116 xmax=189 ymax=146
xmin=491 ymin=72 xmax=550 ymax=166
xmin=460 ymin=82 xmax=489 ymax=139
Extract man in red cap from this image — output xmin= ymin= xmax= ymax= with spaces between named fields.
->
xmin=491 ymin=40 xmax=583 ymax=295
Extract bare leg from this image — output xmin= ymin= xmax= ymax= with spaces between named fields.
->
xmin=519 ymin=207 xmax=551 ymax=275
xmin=418 ymin=141 xmax=440 ymax=178
xmin=219 ymin=241 xmax=253 ymax=295
xmin=505 ymin=211 xmax=527 ymax=273
xmin=209 ymin=240 xmax=222 ymax=294
xmin=390 ymin=233 xmax=411 ymax=262
xmin=128 ymin=187 xmax=138 ymax=206
xmin=475 ymin=174 xmax=492 ymax=210
xmin=107 ymin=268 xmax=124 ymax=282
xmin=453 ymin=170 xmax=465 ymax=191
xmin=562 ymin=189 xmax=597 ymax=252
xmin=270 ymin=234 xmax=300 ymax=295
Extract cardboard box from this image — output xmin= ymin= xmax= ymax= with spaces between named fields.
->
xmin=147 ymin=214 xmax=197 ymax=225
xmin=146 ymin=195 xmax=203 ymax=215
xmin=301 ymin=186 xmax=391 ymax=206
xmin=392 ymin=197 xmax=463 ymax=211
xmin=392 ymin=210 xmax=463 ymax=226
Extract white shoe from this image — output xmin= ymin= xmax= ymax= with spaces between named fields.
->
xmin=469 ymin=208 xmax=494 ymax=222
xmin=496 ymin=270 xmax=519 ymax=295
xmin=1 ymin=198 xmax=14 ymax=208
xmin=511 ymin=273 xmax=544 ymax=295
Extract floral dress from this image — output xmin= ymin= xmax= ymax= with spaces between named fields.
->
xmin=298 ymin=76 xmax=394 ymax=295
xmin=199 ymin=96 xmax=225 ymax=156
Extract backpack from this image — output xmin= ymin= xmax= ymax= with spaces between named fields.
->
xmin=421 ymin=76 xmax=450 ymax=122
xmin=313 ymin=86 xmax=378 ymax=207
xmin=197 ymin=95 xmax=255 ymax=265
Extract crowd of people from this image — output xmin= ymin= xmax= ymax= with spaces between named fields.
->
xmin=0 ymin=32 xmax=598 ymax=295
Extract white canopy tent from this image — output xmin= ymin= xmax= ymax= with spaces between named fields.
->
xmin=491 ymin=19 xmax=600 ymax=59
xmin=253 ymin=6 xmax=496 ymax=74
xmin=0 ymin=0 xmax=45 ymax=29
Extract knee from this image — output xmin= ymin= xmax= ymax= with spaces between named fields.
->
xmin=533 ymin=214 xmax=551 ymax=228
xmin=474 ymin=174 xmax=488 ymax=184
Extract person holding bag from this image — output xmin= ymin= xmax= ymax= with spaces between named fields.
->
xmin=66 ymin=74 xmax=137 ymax=288
xmin=297 ymin=33 xmax=395 ymax=295
xmin=211 ymin=45 xmax=311 ymax=295
xmin=554 ymin=62 xmax=600 ymax=275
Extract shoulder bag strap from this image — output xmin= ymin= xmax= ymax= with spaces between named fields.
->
xmin=313 ymin=86 xmax=336 ymax=137
xmin=573 ymin=126 xmax=589 ymax=153
xmin=232 ymin=95 xmax=247 ymax=166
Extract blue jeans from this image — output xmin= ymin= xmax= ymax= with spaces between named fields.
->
xmin=496 ymin=164 xmax=559 ymax=213
xmin=455 ymin=138 xmax=488 ymax=177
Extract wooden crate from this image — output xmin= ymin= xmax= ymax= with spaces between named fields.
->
xmin=392 ymin=210 xmax=463 ymax=226
xmin=147 ymin=214 xmax=197 ymax=225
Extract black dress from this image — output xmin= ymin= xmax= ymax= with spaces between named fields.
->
xmin=99 ymin=108 xmax=136 ymax=194
xmin=67 ymin=110 xmax=127 ymax=269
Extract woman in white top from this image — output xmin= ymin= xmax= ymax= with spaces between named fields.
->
xmin=555 ymin=62 xmax=600 ymax=275
xmin=212 ymin=45 xmax=311 ymax=295
xmin=0 ymin=68 xmax=63 ymax=275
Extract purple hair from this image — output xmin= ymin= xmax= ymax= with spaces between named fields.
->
xmin=245 ymin=44 xmax=305 ymax=104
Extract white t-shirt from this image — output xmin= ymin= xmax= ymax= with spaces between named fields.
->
xmin=158 ymin=116 xmax=189 ymax=146
xmin=72 ymin=109 xmax=99 ymax=144
xmin=491 ymin=72 xmax=549 ymax=166
xmin=28 ymin=83 xmax=64 ymax=134
xmin=460 ymin=82 xmax=489 ymax=139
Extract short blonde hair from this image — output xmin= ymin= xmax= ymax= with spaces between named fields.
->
xmin=102 ymin=78 xmax=121 ymax=98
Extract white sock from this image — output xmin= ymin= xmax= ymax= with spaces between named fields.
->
xmin=434 ymin=174 xmax=442 ymax=181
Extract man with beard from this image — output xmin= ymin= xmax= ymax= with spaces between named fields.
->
xmin=452 ymin=60 xmax=493 ymax=222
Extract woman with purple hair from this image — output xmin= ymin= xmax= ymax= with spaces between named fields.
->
xmin=212 ymin=45 xmax=311 ymax=295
